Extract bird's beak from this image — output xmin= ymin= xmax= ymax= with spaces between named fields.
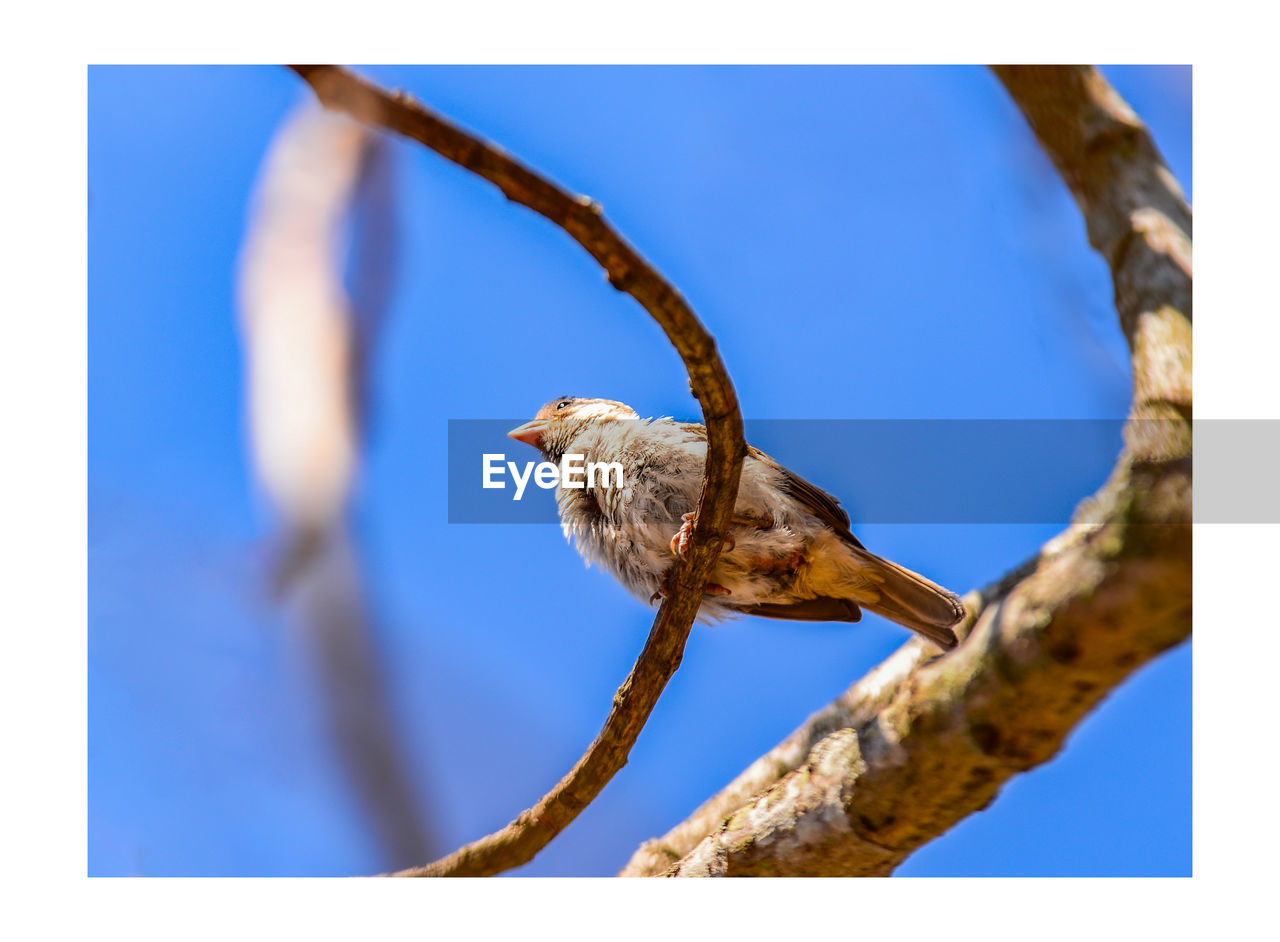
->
xmin=507 ymin=419 xmax=548 ymax=449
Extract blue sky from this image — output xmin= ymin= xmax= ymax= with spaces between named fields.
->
xmin=88 ymin=65 xmax=1191 ymax=876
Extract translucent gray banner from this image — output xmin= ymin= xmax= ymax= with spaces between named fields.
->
xmin=445 ymin=418 xmax=1261 ymax=524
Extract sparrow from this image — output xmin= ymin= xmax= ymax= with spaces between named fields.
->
xmin=508 ymin=397 xmax=965 ymax=650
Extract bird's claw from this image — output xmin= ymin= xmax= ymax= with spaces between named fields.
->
xmin=664 ymin=513 xmax=735 ymax=601
xmin=669 ymin=512 xmax=697 ymax=558
xmin=669 ymin=512 xmax=735 ymax=559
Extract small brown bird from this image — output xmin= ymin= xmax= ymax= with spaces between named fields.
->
xmin=508 ymin=397 xmax=965 ymax=650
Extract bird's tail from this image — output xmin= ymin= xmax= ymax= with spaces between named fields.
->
xmin=840 ymin=544 xmax=966 ymax=650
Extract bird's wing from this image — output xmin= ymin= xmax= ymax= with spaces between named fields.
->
xmin=673 ymin=422 xmax=865 ymax=549
xmin=747 ymin=445 xmax=865 ymax=549
xmin=738 ymin=597 xmax=862 ymax=623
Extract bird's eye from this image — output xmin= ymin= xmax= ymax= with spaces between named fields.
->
xmin=556 ymin=400 xmax=570 ymax=410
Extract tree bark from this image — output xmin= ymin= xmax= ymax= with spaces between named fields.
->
xmin=289 ymin=64 xmax=747 ymax=878
xmin=621 ymin=65 xmax=1191 ymax=878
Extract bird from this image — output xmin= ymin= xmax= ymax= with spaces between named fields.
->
xmin=507 ymin=397 xmax=966 ymax=650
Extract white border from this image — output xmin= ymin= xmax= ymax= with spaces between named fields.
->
xmin=6 ymin=1 xmax=1277 ymax=937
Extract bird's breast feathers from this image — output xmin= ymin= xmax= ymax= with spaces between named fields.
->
xmin=551 ymin=417 xmax=824 ymax=615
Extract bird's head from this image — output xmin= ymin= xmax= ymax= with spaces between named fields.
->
xmin=507 ymin=397 xmax=639 ymax=460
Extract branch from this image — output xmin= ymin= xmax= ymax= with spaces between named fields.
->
xmin=287 ymin=65 xmax=745 ymax=877
xmin=621 ymin=65 xmax=1191 ymax=877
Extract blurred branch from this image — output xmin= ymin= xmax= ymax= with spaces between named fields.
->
xmin=240 ymin=103 xmax=435 ymax=869
xmin=288 ymin=64 xmax=746 ymax=878
xmin=621 ymin=65 xmax=1191 ymax=877
xmin=345 ymin=134 xmax=399 ymax=441
xmin=291 ymin=529 xmax=437 ymax=867
xmin=239 ymin=104 xmax=365 ymax=554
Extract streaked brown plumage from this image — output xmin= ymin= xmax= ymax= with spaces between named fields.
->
xmin=508 ymin=397 xmax=965 ymax=650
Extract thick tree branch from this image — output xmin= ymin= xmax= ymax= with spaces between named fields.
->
xmin=288 ymin=65 xmax=745 ymax=877
xmin=621 ymin=65 xmax=1191 ymax=877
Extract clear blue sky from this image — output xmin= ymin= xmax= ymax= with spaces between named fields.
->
xmin=88 ymin=65 xmax=1191 ymax=876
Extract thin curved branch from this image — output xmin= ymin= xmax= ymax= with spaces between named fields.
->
xmin=287 ymin=64 xmax=745 ymax=877
xmin=622 ymin=65 xmax=1191 ymax=877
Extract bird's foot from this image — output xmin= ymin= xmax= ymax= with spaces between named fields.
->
xmin=650 ymin=579 xmax=731 ymax=603
xmin=650 ymin=565 xmax=680 ymax=604
xmin=669 ymin=513 xmax=696 ymax=558
xmin=669 ymin=512 xmax=736 ymax=559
